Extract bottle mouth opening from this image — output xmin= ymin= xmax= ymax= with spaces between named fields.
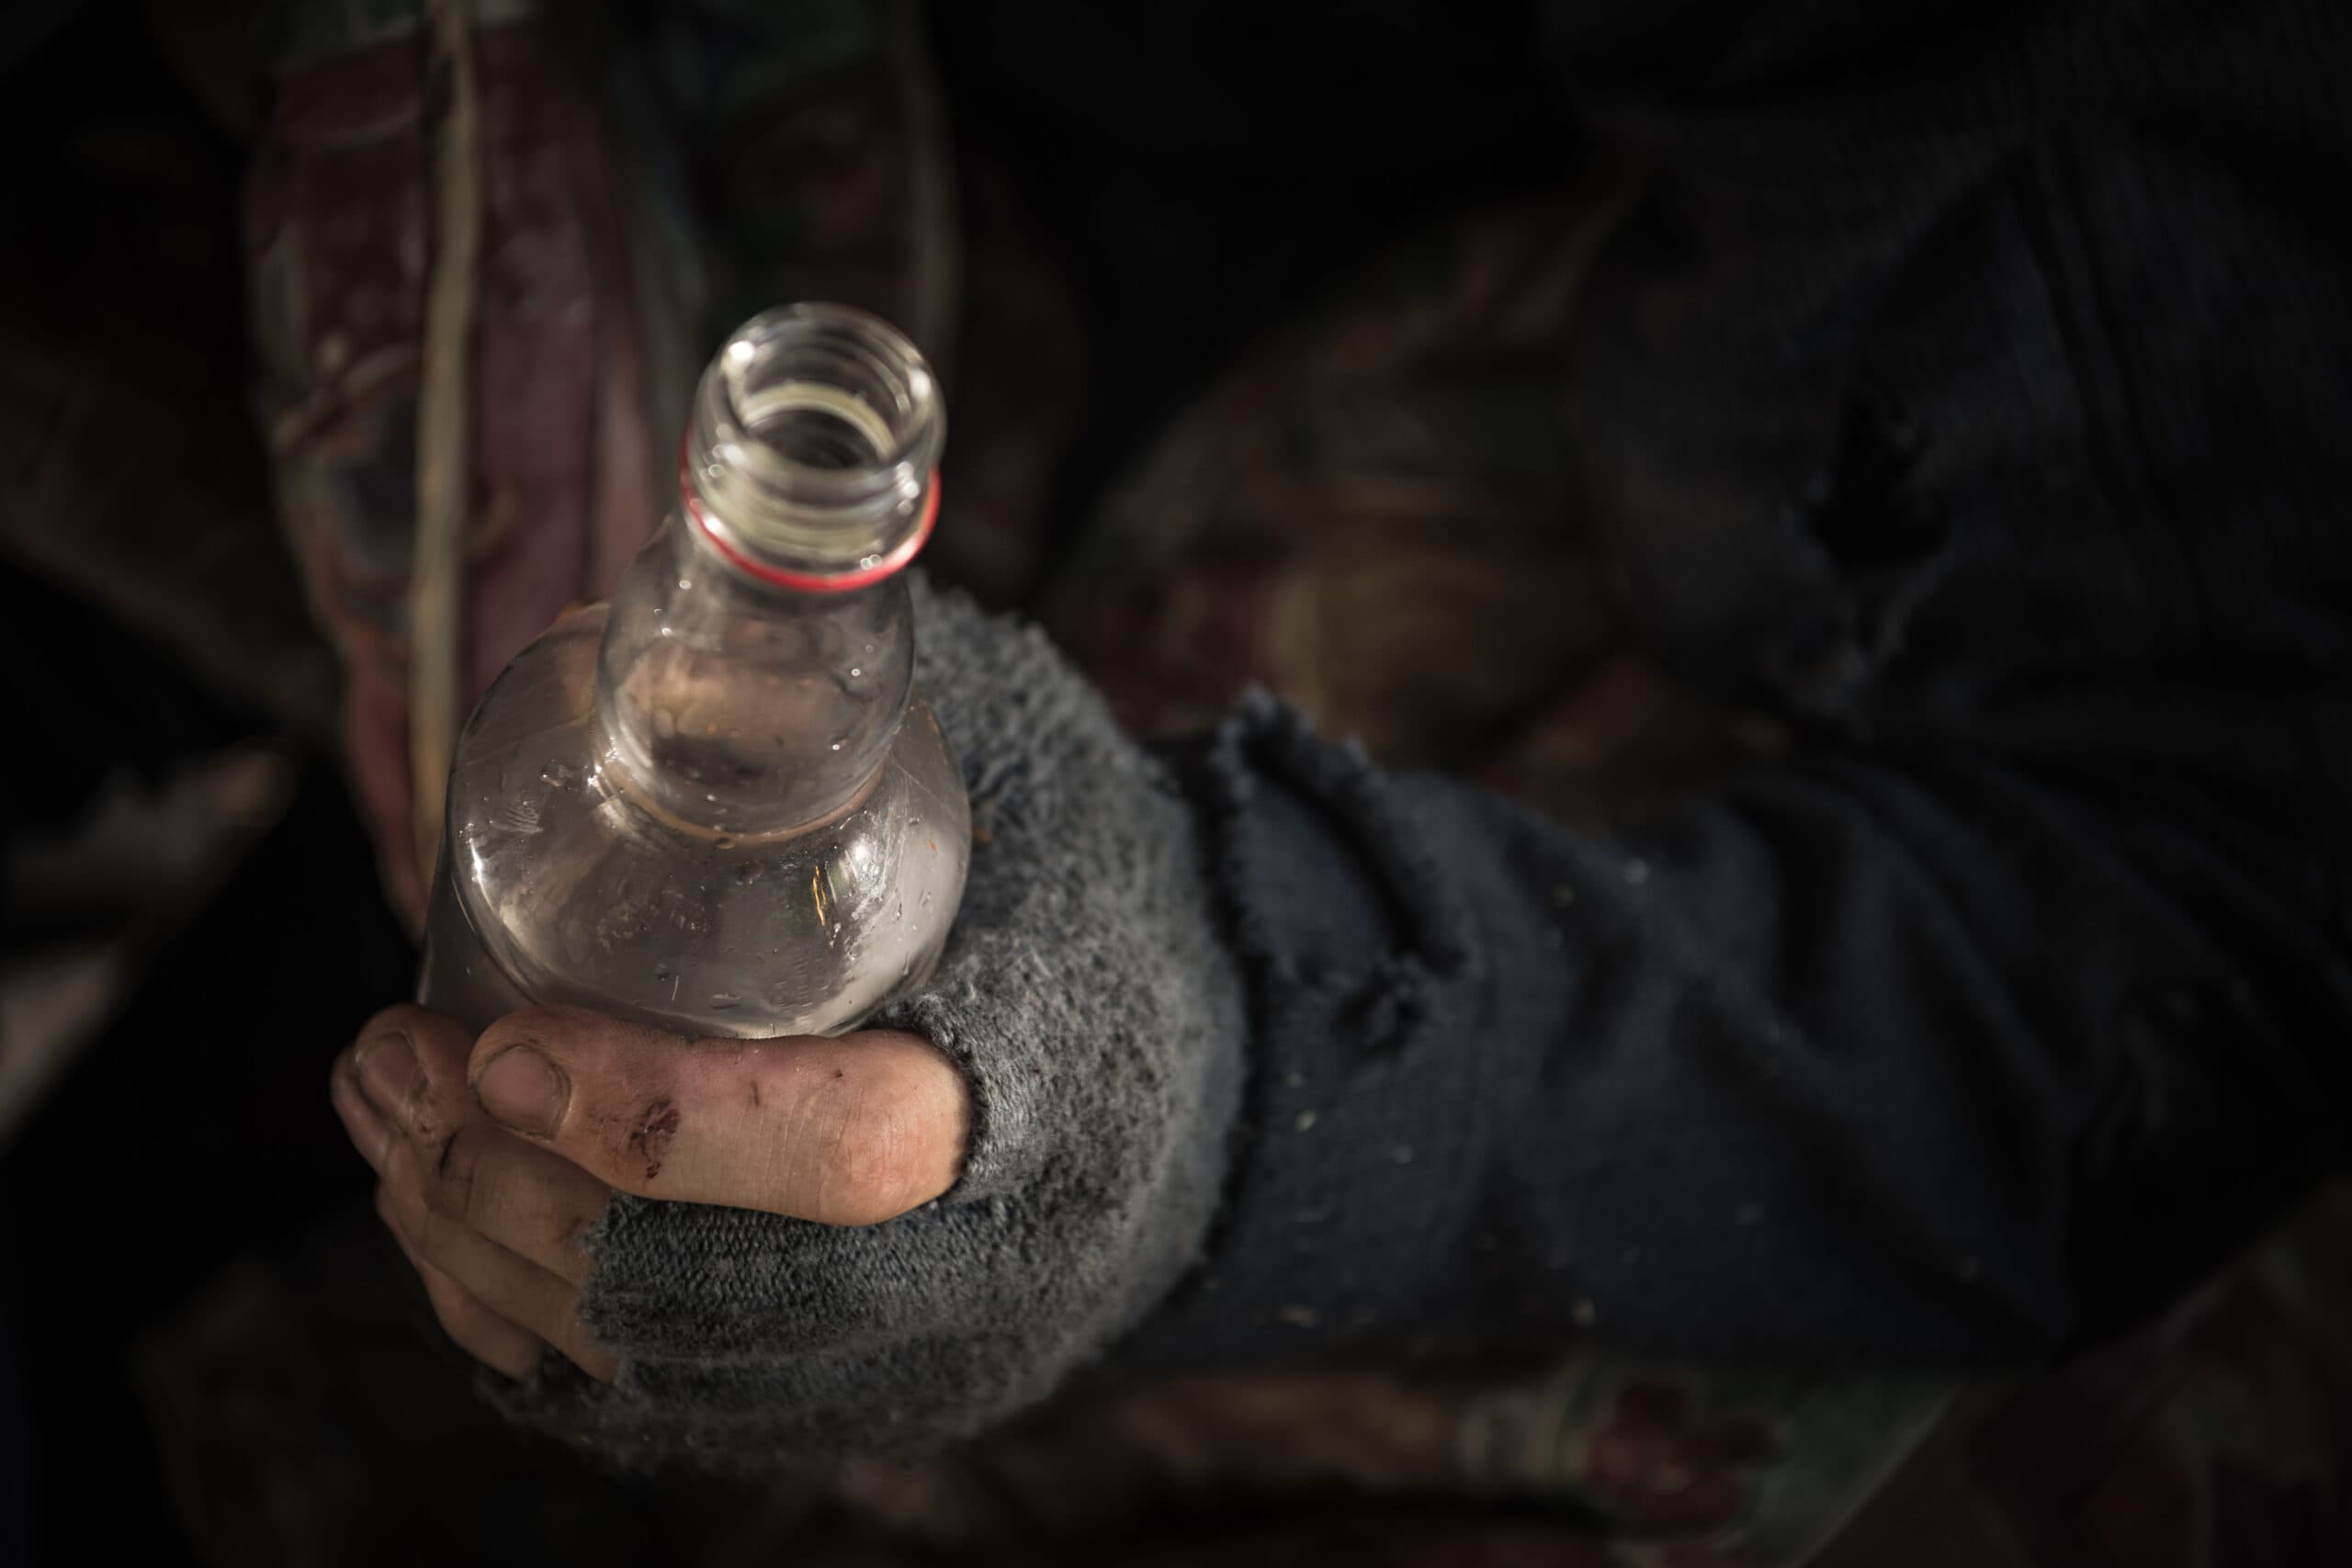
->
xmin=683 ymin=302 xmax=945 ymax=591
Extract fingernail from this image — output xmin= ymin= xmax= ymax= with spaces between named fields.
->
xmin=356 ymin=1032 xmax=418 ymax=1115
xmin=476 ymin=1046 xmax=567 ymax=1136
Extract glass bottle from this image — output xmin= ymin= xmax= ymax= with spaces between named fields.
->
xmin=417 ymin=303 xmax=969 ymax=1038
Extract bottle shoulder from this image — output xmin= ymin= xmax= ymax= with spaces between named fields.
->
xmin=440 ymin=610 xmax=970 ymax=1038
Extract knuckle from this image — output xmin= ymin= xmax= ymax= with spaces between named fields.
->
xmin=603 ymin=1096 xmax=681 ymax=1187
xmin=424 ymin=1122 xmax=606 ymax=1275
xmin=394 ymin=1165 xmax=470 ymax=1268
xmin=393 ymin=1077 xmax=441 ymax=1141
xmin=428 ymin=1128 xmax=484 ymax=1220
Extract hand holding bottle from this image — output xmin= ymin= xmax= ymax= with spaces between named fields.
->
xmin=330 ymin=1004 xmax=968 ymax=1382
xmin=339 ymin=580 xmax=1251 ymax=1454
xmin=341 ymin=305 xmax=1246 ymax=1452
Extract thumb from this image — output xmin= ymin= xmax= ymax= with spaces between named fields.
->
xmin=467 ymin=1005 xmax=969 ymax=1225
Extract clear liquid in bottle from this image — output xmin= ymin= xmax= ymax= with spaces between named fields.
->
xmin=418 ymin=302 xmax=969 ymax=1038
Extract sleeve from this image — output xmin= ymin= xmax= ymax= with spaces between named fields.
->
xmin=1097 ymin=0 xmax=2352 ymax=1374
xmin=1107 ymin=694 xmax=2343 ymax=1374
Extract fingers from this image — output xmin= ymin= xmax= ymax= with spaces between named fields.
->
xmin=334 ymin=1005 xmax=617 ymax=1382
xmin=334 ymin=1009 xmax=609 ymax=1274
xmin=379 ymin=1186 xmax=543 ymax=1381
xmin=334 ymin=995 xmax=971 ymax=1393
xmin=334 ymin=1004 xmax=478 ymax=1147
xmin=376 ymin=1145 xmax=617 ymax=1382
xmin=421 ymin=1122 xmax=609 ymax=1287
xmin=469 ymin=1007 xmax=970 ymax=1224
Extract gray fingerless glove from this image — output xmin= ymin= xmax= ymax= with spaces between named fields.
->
xmin=491 ymin=580 xmax=1249 ymax=1461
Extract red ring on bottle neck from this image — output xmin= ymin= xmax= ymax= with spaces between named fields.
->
xmin=677 ymin=439 xmax=939 ymax=593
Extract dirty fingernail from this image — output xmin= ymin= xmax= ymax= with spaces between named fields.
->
xmin=476 ymin=1047 xmax=567 ymax=1136
xmin=356 ymin=1032 xmax=418 ymax=1116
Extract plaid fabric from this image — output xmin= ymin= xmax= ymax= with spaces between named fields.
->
xmin=237 ymin=0 xmax=660 ymax=912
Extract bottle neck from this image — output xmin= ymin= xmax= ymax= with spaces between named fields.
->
xmin=594 ymin=518 xmax=916 ymax=837
xmin=589 ymin=301 xmax=943 ymax=836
